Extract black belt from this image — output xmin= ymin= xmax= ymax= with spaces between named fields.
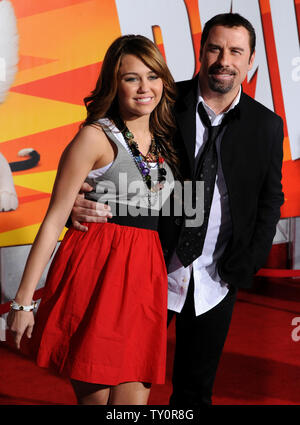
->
xmin=108 ymin=214 xmax=159 ymax=230
xmin=84 ymin=194 xmax=159 ymax=230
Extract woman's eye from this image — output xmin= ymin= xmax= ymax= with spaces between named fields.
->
xmin=124 ymin=77 xmax=137 ymax=82
xmin=149 ymin=75 xmax=158 ymax=80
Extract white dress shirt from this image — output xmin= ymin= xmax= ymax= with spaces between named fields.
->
xmin=168 ymin=84 xmax=241 ymax=316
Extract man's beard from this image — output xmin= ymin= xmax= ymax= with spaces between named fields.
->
xmin=208 ymin=64 xmax=236 ymax=94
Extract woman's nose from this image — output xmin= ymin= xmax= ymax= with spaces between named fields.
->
xmin=137 ymin=78 xmax=149 ymax=92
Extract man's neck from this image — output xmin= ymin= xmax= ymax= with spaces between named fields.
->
xmin=199 ymin=79 xmax=240 ymax=115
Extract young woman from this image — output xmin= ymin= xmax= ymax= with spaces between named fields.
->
xmin=7 ymin=35 xmax=179 ymax=405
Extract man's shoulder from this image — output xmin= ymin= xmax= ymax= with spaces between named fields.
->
xmin=175 ymin=77 xmax=197 ymax=97
xmin=176 ymin=78 xmax=194 ymax=88
xmin=240 ymin=92 xmax=283 ymax=125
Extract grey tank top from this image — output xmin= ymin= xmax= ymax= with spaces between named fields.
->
xmin=84 ymin=119 xmax=174 ymax=230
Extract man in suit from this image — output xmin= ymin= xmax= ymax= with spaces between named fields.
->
xmin=70 ymin=13 xmax=284 ymax=406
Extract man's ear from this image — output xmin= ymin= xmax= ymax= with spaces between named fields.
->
xmin=248 ymin=50 xmax=255 ymax=69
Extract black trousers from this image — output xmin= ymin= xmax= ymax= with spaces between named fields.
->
xmin=168 ymin=273 xmax=237 ymax=406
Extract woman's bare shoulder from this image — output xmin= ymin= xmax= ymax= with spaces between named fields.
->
xmin=77 ymin=123 xmax=105 ymax=139
xmin=70 ymin=123 xmax=110 ymax=150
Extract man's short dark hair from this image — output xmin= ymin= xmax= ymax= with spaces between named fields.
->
xmin=200 ymin=13 xmax=256 ymax=57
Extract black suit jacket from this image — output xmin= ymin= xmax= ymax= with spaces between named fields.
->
xmin=158 ymin=76 xmax=284 ymax=288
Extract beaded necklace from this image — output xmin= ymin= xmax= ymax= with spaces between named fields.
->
xmin=122 ymin=127 xmax=167 ymax=195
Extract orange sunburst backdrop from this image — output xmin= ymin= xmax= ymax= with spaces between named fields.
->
xmin=0 ymin=0 xmax=121 ymax=246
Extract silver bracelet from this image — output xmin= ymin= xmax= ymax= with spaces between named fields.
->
xmin=10 ymin=300 xmax=38 ymax=312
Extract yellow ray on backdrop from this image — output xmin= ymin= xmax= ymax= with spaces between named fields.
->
xmin=0 ymin=223 xmax=67 ymax=247
xmin=13 ymin=170 xmax=57 ymax=194
xmin=0 ymin=92 xmax=85 ymax=143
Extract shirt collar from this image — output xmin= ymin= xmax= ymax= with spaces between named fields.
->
xmin=197 ymin=83 xmax=241 ymax=122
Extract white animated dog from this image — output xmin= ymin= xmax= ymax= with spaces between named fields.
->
xmin=0 ymin=0 xmax=39 ymax=212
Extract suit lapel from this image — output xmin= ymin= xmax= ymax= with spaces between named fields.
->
xmin=175 ymin=76 xmax=199 ymax=177
xmin=220 ymin=91 xmax=247 ymax=187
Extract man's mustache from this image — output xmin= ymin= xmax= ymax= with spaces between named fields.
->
xmin=208 ymin=64 xmax=237 ymax=76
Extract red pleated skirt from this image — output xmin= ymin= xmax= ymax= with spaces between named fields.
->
xmin=31 ymin=222 xmax=168 ymax=385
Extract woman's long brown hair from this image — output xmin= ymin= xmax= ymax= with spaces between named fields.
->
xmin=81 ymin=34 xmax=179 ymax=176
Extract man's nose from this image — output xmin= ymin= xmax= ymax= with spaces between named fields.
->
xmin=217 ymin=49 xmax=230 ymax=67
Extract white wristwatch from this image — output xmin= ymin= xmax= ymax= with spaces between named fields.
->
xmin=10 ymin=300 xmax=38 ymax=312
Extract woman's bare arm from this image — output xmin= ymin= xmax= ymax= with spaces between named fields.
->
xmin=8 ymin=126 xmax=108 ymax=347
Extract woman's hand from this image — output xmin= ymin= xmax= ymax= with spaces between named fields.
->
xmin=7 ymin=309 xmax=35 ymax=349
